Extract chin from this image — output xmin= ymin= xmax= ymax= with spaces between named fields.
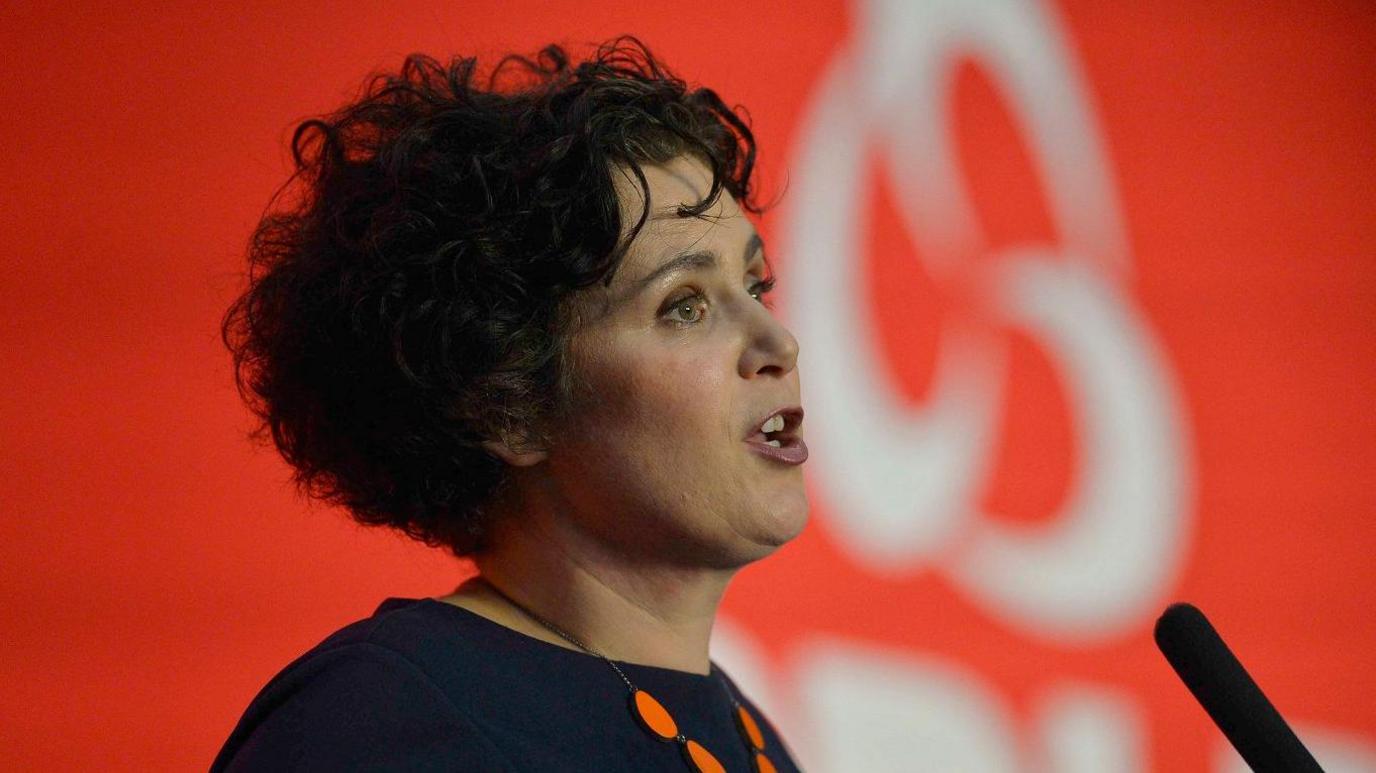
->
xmin=750 ymin=493 xmax=811 ymax=549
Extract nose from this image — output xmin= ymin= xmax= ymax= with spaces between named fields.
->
xmin=739 ymin=301 xmax=800 ymax=379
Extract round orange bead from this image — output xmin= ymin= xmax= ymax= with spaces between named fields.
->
xmin=684 ymin=739 xmax=726 ymax=773
xmin=735 ymin=705 xmax=765 ymax=749
xmin=630 ymin=689 xmax=678 ymax=740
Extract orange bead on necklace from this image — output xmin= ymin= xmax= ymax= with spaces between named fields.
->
xmin=481 ymin=579 xmax=778 ymax=773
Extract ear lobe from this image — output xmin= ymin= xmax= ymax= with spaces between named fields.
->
xmin=481 ymin=437 xmax=548 ymax=467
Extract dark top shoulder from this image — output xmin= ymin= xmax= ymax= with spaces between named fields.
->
xmin=211 ymin=597 xmax=802 ymax=772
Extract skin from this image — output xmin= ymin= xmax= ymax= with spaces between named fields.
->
xmin=435 ymin=154 xmax=807 ymax=676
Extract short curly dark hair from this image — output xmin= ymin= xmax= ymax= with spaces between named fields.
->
xmin=221 ymin=36 xmax=761 ymax=559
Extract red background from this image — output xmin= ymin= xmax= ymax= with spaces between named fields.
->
xmin=2 ymin=1 xmax=1372 ymax=769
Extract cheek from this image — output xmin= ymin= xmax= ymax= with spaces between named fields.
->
xmin=580 ymin=345 xmax=730 ymax=454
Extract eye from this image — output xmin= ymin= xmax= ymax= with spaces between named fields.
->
xmin=750 ymin=276 xmax=777 ymax=307
xmin=664 ymin=292 xmax=707 ymax=325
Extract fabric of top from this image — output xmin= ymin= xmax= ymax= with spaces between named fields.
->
xmin=211 ymin=596 xmax=803 ymax=772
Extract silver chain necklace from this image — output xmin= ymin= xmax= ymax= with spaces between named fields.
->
xmin=476 ymin=577 xmax=778 ymax=773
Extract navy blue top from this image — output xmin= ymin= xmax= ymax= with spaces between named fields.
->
xmin=211 ymin=597 xmax=802 ymax=771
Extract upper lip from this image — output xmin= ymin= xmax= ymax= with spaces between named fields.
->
xmin=745 ymin=406 xmax=804 ymax=440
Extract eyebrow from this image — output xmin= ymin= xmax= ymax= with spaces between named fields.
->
xmin=635 ymin=233 xmax=765 ymax=290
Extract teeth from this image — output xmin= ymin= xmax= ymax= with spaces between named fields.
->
xmin=761 ymin=415 xmax=785 ymax=434
xmin=765 ymin=439 xmax=782 ymax=448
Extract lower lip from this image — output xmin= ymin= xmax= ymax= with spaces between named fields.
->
xmin=743 ymin=436 xmax=809 ymax=465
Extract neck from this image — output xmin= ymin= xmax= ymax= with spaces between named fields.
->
xmin=449 ymin=504 xmax=735 ymax=677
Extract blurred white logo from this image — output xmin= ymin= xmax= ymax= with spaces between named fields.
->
xmin=782 ymin=0 xmax=1191 ymax=642
xmin=738 ymin=2 xmax=1375 ymax=770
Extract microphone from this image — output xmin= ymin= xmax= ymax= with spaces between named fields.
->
xmin=1153 ymin=602 xmax=1321 ymax=772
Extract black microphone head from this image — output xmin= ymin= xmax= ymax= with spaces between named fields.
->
xmin=1154 ymin=602 xmax=1321 ymax=773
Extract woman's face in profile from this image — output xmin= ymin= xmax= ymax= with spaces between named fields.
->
xmin=544 ymin=154 xmax=808 ymax=567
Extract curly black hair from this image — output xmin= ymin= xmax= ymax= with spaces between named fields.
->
xmin=221 ymin=36 xmax=761 ymax=559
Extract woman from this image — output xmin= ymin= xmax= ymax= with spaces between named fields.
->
xmin=213 ymin=36 xmax=807 ymax=772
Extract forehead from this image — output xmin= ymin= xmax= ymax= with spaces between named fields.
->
xmin=609 ymin=156 xmax=750 ymax=282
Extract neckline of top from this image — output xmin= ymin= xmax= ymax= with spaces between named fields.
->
xmin=408 ymin=596 xmax=724 ymax=683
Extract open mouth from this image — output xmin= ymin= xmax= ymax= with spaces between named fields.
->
xmin=745 ymin=409 xmax=803 ymax=447
xmin=743 ymin=408 xmax=808 ymax=464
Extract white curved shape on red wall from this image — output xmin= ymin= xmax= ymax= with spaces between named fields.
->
xmin=782 ymin=0 xmax=1192 ymax=639
xmin=950 ymin=253 xmax=1190 ymax=638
